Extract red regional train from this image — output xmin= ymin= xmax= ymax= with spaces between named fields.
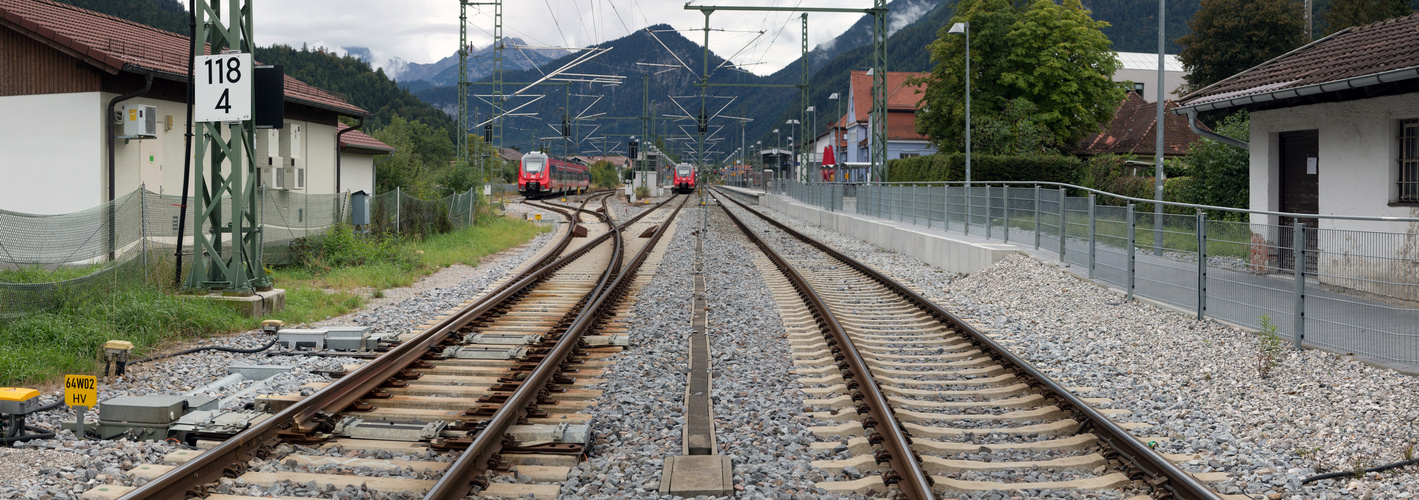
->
xmin=672 ymin=162 xmax=696 ymax=194
xmin=518 ymin=151 xmax=589 ymax=198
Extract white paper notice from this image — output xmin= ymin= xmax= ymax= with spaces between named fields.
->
xmin=1306 ymin=157 xmax=1318 ymax=175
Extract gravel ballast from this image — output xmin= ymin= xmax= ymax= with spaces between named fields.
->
xmin=0 ymin=212 xmax=559 ymax=500
xmin=750 ymin=198 xmax=1419 ymax=500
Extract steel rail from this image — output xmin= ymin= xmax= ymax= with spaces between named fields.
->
xmin=120 ymin=193 xmax=660 ymax=500
xmin=709 ymin=190 xmax=935 ymax=500
xmin=426 ymin=194 xmax=691 ymax=500
xmin=712 ymin=187 xmax=1226 ymax=500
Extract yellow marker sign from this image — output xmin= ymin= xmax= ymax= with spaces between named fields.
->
xmin=535 ymin=214 xmax=542 ymax=221
xmin=64 ymin=374 xmax=97 ymax=408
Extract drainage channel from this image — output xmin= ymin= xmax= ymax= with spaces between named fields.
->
xmin=660 ymin=199 xmax=733 ymax=497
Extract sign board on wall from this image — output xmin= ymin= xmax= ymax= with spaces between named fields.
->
xmin=194 ymin=53 xmax=253 ymax=123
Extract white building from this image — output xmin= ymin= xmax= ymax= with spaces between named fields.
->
xmin=1113 ymin=51 xmax=1187 ymax=102
xmin=1175 ymin=13 xmax=1419 ymax=298
xmin=0 ymin=0 xmax=377 ymax=215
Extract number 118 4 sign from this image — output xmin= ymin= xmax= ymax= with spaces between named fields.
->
xmin=194 ymin=53 xmax=253 ymax=123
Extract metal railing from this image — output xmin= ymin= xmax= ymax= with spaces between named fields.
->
xmin=779 ymin=180 xmax=1419 ymax=368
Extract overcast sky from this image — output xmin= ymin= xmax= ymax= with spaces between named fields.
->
xmin=253 ymin=0 xmax=921 ymax=76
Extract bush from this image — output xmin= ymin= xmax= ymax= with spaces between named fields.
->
xmin=1180 ymin=111 xmax=1250 ymax=211
xmin=290 ymin=223 xmax=415 ymax=273
xmin=589 ymin=161 xmax=620 ymax=189
xmin=887 ymin=152 xmax=1081 ymax=184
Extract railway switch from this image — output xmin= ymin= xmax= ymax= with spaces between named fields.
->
xmin=102 ymin=340 xmax=133 ymax=379
xmin=169 ymin=410 xmax=270 ymax=444
xmin=62 ymin=395 xmax=217 ymax=440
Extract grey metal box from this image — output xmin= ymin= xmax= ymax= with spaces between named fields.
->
xmin=325 ymin=326 xmax=372 ymax=351
xmin=277 ymin=328 xmax=328 ymax=350
xmin=99 ymin=395 xmax=216 ymax=424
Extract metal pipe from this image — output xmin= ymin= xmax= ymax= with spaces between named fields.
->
xmin=1182 ymin=107 xmax=1249 ymax=150
xmin=175 ymin=0 xmax=196 ymax=288
xmin=107 ymin=70 xmax=154 ymax=261
xmin=335 ymin=116 xmax=364 ymax=193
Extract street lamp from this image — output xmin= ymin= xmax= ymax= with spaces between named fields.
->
xmin=774 ymin=129 xmax=781 ymax=150
xmin=828 ymin=93 xmax=841 ymax=159
xmin=949 ymin=21 xmax=972 ymax=232
xmin=806 ymin=106 xmax=817 ymax=176
xmin=786 ymin=119 xmax=801 ymax=181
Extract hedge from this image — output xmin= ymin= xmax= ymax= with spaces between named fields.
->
xmin=886 ymin=152 xmax=1081 ymax=184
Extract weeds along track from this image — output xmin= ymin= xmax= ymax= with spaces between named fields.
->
xmin=110 ymin=193 xmax=688 ymax=500
xmin=711 ymin=188 xmax=1232 ymax=500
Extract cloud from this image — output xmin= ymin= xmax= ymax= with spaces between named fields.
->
xmin=252 ymin=0 xmax=870 ymax=76
xmin=888 ymin=0 xmax=930 ymax=36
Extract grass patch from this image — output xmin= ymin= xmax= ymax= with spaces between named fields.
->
xmin=0 ymin=215 xmax=544 ymax=387
xmin=0 ymin=263 xmax=108 ymax=284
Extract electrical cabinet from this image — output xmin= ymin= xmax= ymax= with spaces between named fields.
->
xmin=280 ymin=123 xmax=303 ymax=160
xmin=122 ymin=104 xmax=158 ymax=139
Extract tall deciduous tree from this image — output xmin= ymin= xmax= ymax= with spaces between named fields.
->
xmin=1323 ymin=0 xmax=1414 ymax=34
xmin=912 ymin=0 xmax=1123 ymax=154
xmin=1176 ymin=0 xmax=1308 ymax=93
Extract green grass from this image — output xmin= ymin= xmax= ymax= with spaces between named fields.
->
xmin=0 ymin=263 xmax=108 ymax=284
xmin=981 ymin=211 xmax=1252 ymax=259
xmin=0 ymin=215 xmax=546 ymax=387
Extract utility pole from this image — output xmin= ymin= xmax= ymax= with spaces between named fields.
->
xmin=871 ymin=0 xmax=887 ymax=183
xmin=1154 ymin=0 xmax=1166 ymax=254
xmin=186 ymin=0 xmax=269 ymax=294
xmin=460 ymin=0 xmax=502 ymax=195
xmin=800 ymin=13 xmax=809 ymax=183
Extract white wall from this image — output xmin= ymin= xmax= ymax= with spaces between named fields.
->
xmin=1248 ymin=93 xmax=1419 ymax=297
xmin=110 ymin=95 xmax=192 ymax=200
xmin=1114 ymin=68 xmax=1188 ymax=102
xmin=0 ymin=93 xmax=104 ymax=214
xmin=340 ymin=152 xmax=376 ymax=194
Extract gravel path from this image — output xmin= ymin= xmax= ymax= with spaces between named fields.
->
xmin=751 ymin=199 xmax=1419 ymax=500
xmin=0 ymin=213 xmax=559 ymax=500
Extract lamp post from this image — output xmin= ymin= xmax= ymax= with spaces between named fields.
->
xmin=949 ymin=21 xmax=971 ymax=232
xmin=806 ymin=106 xmax=817 ymax=182
xmin=786 ymin=119 xmax=800 ymax=181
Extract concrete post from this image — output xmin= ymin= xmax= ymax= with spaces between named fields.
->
xmin=395 ymin=186 xmax=402 ymax=234
xmin=140 ymin=184 xmax=148 ymax=284
xmin=985 ymin=186 xmax=993 ymax=240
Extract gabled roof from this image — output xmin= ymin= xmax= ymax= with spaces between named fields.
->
xmin=849 ymin=71 xmax=927 ymax=123
xmin=0 ymin=0 xmax=367 ymax=117
xmin=1177 ymin=12 xmax=1419 ymax=113
xmin=1080 ymin=92 xmax=1204 ymax=157
xmin=338 ymin=123 xmax=393 ymax=153
xmin=498 ymin=148 xmax=524 ymax=162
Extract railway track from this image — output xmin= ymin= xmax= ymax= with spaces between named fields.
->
xmin=104 ymin=193 xmax=689 ymax=500
xmin=710 ymin=188 xmax=1234 ymax=500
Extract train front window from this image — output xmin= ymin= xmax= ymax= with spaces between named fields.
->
xmin=677 ymin=167 xmax=692 ymax=177
xmin=523 ymin=158 xmax=545 ymax=173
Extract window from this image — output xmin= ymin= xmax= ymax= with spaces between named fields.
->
xmin=1401 ymin=119 xmax=1419 ymax=202
xmin=899 ymin=153 xmax=920 ymax=159
xmin=1133 ymin=82 xmax=1146 ymax=94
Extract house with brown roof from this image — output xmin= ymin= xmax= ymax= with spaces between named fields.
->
xmin=810 ymin=71 xmax=936 ymax=177
xmin=1174 ymin=12 xmax=1419 ymax=293
xmin=1079 ymin=91 xmax=1204 ymax=162
xmin=0 ymin=0 xmax=374 ymax=214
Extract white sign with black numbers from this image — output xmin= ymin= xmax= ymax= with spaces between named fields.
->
xmin=194 ymin=53 xmax=253 ymax=123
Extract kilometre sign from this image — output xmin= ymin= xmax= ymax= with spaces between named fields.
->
xmin=64 ymin=374 xmax=97 ymax=408
xmin=194 ymin=52 xmax=253 ymax=123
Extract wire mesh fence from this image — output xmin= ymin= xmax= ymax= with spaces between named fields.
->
xmin=1 ymin=185 xmax=486 ymax=317
xmin=776 ymin=180 xmax=1419 ymax=367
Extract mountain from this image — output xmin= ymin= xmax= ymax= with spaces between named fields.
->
xmin=389 ymin=38 xmax=571 ymax=86
xmin=414 ymin=0 xmax=950 ymax=158
xmin=254 ymin=45 xmax=458 ymax=140
xmin=55 ymin=0 xmax=187 ymax=34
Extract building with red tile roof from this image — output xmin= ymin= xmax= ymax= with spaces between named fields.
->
xmin=808 ymin=70 xmax=935 ymax=180
xmin=1079 ymin=92 xmax=1203 ymax=159
xmin=337 ymin=123 xmax=393 ymax=195
xmin=1173 ymin=12 xmax=1419 ymax=293
xmin=0 ymin=0 xmax=371 ymax=214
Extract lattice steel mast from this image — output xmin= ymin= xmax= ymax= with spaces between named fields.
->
xmin=186 ymin=0 xmax=269 ymax=293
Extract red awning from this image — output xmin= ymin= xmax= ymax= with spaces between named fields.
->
xmin=822 ymin=145 xmax=836 ymax=167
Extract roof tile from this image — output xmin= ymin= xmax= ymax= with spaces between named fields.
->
xmin=1080 ymin=92 xmax=1205 ymax=156
xmin=1179 ymin=12 xmax=1419 ymax=107
xmin=0 ymin=0 xmax=366 ymax=116
xmin=337 ymin=123 xmax=394 ymax=152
